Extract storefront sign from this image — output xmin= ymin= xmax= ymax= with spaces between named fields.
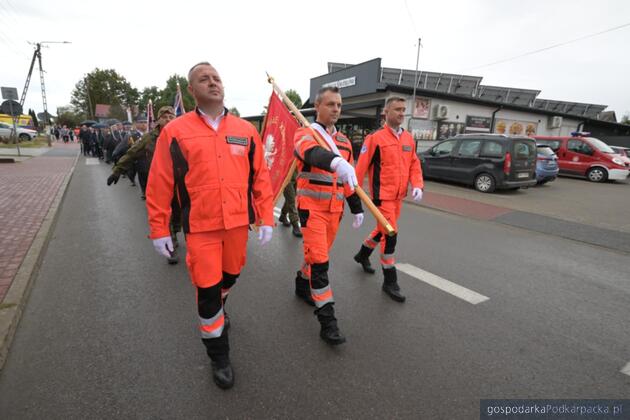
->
xmin=322 ymin=76 xmax=356 ymax=89
xmin=408 ymin=119 xmax=436 ymax=140
xmin=465 ymin=116 xmax=491 ymax=132
xmin=494 ymin=119 xmax=538 ymax=136
xmin=413 ymin=98 xmax=431 ymax=119
xmin=437 ymin=121 xmax=466 ymax=140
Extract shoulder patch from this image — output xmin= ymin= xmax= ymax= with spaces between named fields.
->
xmin=361 ymin=145 xmax=368 ymax=154
xmin=226 ymin=136 xmax=248 ymax=146
xmin=335 ymin=134 xmax=349 ymax=143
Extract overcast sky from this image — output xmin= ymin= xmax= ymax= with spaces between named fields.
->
xmin=1 ymin=0 xmax=629 ymax=120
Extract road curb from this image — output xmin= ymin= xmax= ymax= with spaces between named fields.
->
xmin=0 ymin=152 xmax=80 ymax=370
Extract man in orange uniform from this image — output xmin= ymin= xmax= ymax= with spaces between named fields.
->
xmin=146 ymin=62 xmax=274 ymax=390
xmin=293 ymin=86 xmax=364 ymax=345
xmin=353 ymin=97 xmax=424 ymax=302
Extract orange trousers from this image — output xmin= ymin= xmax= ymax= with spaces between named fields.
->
xmin=363 ymin=200 xmax=401 ymax=268
xmin=298 ymin=208 xmax=342 ymax=308
xmin=185 ymin=226 xmax=248 ymax=342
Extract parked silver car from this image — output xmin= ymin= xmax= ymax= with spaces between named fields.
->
xmin=0 ymin=122 xmax=38 ymax=140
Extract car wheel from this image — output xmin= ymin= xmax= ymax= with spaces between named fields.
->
xmin=19 ymin=133 xmax=31 ymax=141
xmin=586 ymin=167 xmax=608 ymax=183
xmin=474 ymin=173 xmax=496 ymax=193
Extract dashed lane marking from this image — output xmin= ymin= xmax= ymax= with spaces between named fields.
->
xmin=621 ymin=362 xmax=630 ymax=377
xmin=85 ymin=158 xmax=100 ymax=165
xmin=396 ymin=263 xmax=490 ymax=305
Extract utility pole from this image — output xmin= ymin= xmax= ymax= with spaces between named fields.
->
xmin=409 ymin=37 xmax=422 ymax=133
xmin=20 ymin=41 xmax=71 ymax=127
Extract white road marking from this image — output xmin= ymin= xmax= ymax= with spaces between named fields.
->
xmin=396 ymin=263 xmax=489 ymax=305
xmin=85 ymin=158 xmax=100 ymax=165
xmin=621 ymin=362 xmax=630 ymax=377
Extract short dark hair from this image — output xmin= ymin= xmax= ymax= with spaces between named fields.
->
xmin=188 ymin=61 xmax=212 ymax=82
xmin=315 ymin=86 xmax=340 ymax=104
xmin=385 ymin=96 xmax=406 ymax=107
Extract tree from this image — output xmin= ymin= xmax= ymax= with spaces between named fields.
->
xmin=622 ymin=113 xmax=630 ymax=125
xmin=228 ymin=107 xmax=240 ymax=117
xmin=71 ymin=68 xmax=138 ymax=117
xmin=28 ymin=108 xmax=38 ymax=129
xmin=155 ymin=75 xmax=195 ymax=112
xmin=285 ymin=89 xmax=303 ymax=109
xmin=139 ymin=86 xmax=161 ymax=113
xmin=56 ymin=105 xmax=85 ymax=128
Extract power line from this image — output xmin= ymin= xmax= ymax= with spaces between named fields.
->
xmin=466 ymin=21 xmax=630 ymax=71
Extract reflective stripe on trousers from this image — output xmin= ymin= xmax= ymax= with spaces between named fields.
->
xmin=199 ymin=308 xmax=225 ymax=339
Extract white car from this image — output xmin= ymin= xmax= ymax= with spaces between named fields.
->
xmin=0 ymin=122 xmax=38 ymax=140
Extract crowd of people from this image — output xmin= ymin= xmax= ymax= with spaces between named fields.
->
xmin=103 ymin=61 xmax=424 ymax=391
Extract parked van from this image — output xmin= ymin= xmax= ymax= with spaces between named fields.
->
xmin=420 ymin=134 xmax=537 ymax=193
xmin=533 ymin=133 xmax=630 ymax=182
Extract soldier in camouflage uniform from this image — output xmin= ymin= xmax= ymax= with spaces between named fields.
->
xmin=278 ymin=170 xmax=302 ymax=237
xmin=106 ymin=106 xmax=182 ymax=264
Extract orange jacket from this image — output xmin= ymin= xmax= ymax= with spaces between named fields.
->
xmin=355 ymin=125 xmax=424 ymax=202
xmin=293 ymin=125 xmax=362 ymax=214
xmin=146 ymin=109 xmax=274 ymax=239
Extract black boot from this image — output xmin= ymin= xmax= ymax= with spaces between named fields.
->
xmin=295 ymin=272 xmax=315 ymax=306
xmin=315 ymin=303 xmax=346 ymax=345
xmin=278 ymin=213 xmax=291 ymax=227
xmin=354 ymin=245 xmax=376 ymax=274
xmin=291 ymin=223 xmax=303 ymax=238
xmin=211 ymin=357 xmax=234 ymax=390
xmin=382 ymin=267 xmax=406 ymax=302
xmin=203 ymin=334 xmax=234 ymax=389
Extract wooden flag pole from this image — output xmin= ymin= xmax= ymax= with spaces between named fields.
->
xmin=273 ymin=159 xmax=297 ymax=206
xmin=267 ymin=74 xmax=395 ymax=236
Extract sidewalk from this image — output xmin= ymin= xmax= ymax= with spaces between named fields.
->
xmin=408 ymin=189 xmax=630 ymax=254
xmin=0 ymin=142 xmax=78 ymax=367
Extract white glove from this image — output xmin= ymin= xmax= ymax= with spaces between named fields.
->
xmin=152 ymin=236 xmax=174 ymax=258
xmin=412 ymin=187 xmax=423 ymax=202
xmin=330 ymin=157 xmax=357 ymax=190
xmin=352 ymin=213 xmax=364 ymax=229
xmin=258 ymin=225 xmax=273 ymax=246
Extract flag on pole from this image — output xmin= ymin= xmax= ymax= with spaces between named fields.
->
xmin=174 ymin=82 xmax=186 ymax=116
xmin=261 ymin=91 xmax=300 ymax=199
xmin=147 ymin=99 xmax=154 ymax=132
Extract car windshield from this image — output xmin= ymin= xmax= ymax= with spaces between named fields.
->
xmin=585 ymin=137 xmax=615 ymax=154
xmin=537 ymin=146 xmax=555 ymax=157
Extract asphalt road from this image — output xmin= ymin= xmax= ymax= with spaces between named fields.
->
xmin=0 ymin=156 xmax=628 ymax=419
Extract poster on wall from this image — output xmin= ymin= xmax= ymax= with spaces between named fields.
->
xmin=494 ymin=119 xmax=538 ymax=136
xmin=412 ymin=98 xmax=431 ymax=119
xmin=408 ymin=119 xmax=436 ymax=140
xmin=465 ymin=116 xmax=491 ymax=133
xmin=437 ymin=121 xmax=466 ymax=140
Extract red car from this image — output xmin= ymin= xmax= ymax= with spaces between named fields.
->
xmin=533 ymin=133 xmax=630 ymax=182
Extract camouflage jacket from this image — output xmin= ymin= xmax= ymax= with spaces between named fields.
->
xmin=112 ymin=128 xmax=159 ymax=176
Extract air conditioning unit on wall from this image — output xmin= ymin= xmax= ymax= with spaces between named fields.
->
xmin=432 ymin=104 xmax=449 ymax=120
xmin=548 ymin=116 xmax=563 ymax=129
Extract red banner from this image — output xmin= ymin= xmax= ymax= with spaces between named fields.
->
xmin=261 ymin=92 xmax=299 ymax=199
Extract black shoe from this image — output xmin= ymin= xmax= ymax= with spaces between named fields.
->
xmin=211 ymin=360 xmax=234 ymax=389
xmin=278 ymin=213 xmax=291 ymax=227
xmin=320 ymin=325 xmax=346 ymax=345
xmin=295 ymin=272 xmax=315 ymax=306
xmin=141 ymin=195 xmax=146 ymax=200
xmin=130 ymin=182 xmax=136 ymax=186
xmin=292 ymin=225 xmax=303 ymax=238
xmin=382 ymin=281 xmax=406 ymax=302
xmin=354 ymin=250 xmax=375 ymax=274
